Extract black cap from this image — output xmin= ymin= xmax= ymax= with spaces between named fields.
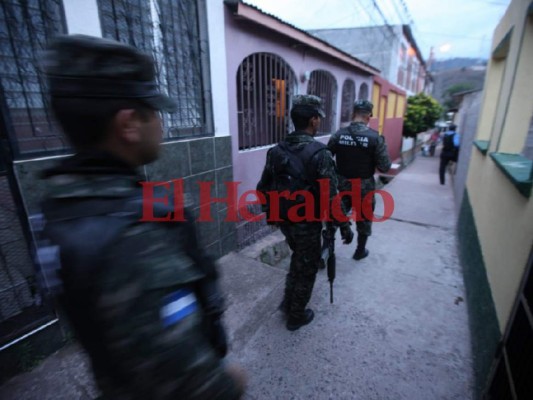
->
xmin=43 ymin=34 xmax=177 ymax=112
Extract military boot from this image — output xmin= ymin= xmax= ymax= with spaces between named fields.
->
xmin=286 ymin=309 xmax=314 ymax=331
xmin=353 ymin=235 xmax=369 ymax=260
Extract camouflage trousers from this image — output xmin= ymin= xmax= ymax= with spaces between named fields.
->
xmin=280 ymin=222 xmax=322 ymax=319
xmin=339 ymin=177 xmax=376 ymax=237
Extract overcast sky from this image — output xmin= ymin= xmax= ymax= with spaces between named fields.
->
xmin=244 ymin=0 xmax=511 ymax=60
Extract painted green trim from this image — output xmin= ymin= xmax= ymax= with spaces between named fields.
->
xmin=489 ymin=152 xmax=533 ymax=197
xmin=458 ymin=190 xmax=501 ymax=398
xmin=473 ymin=140 xmax=489 ymax=155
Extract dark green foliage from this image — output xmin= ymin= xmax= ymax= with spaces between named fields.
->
xmin=403 ymin=93 xmax=443 ymax=138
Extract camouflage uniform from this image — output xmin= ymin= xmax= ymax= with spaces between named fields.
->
xmin=328 ymin=122 xmax=391 ymax=236
xmin=328 ymin=100 xmax=391 ymax=260
xmin=257 ymin=95 xmax=351 ymax=328
xmin=327 ymin=106 xmax=391 ymax=237
xmin=40 ymin=35 xmax=241 ymax=399
xmin=42 ymin=153 xmax=238 ymax=399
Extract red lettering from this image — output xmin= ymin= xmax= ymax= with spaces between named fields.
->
xmin=287 ymin=190 xmax=318 ymax=223
xmin=317 ymin=179 xmax=331 ymax=221
xmin=265 ymin=190 xmax=290 ymax=223
xmin=331 ymin=193 xmax=349 ymax=223
xmin=348 ymin=179 xmax=363 ymax=222
xmin=330 ymin=178 xmax=364 ymax=223
xmin=363 ymin=189 xmax=395 ymax=222
xmin=171 ymin=179 xmax=186 ymax=221
xmin=238 ymin=190 xmax=266 ymax=222
xmin=198 ymin=181 xmax=239 ymax=222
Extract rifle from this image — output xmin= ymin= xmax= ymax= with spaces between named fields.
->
xmin=320 ymin=223 xmax=336 ymax=303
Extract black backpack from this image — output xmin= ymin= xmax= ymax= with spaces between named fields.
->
xmin=268 ymin=140 xmax=326 ymax=222
xmin=442 ymin=132 xmax=458 ymax=161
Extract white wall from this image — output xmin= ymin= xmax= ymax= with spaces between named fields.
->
xmin=62 ymin=0 xmax=101 ymax=36
xmin=206 ymin=0 xmax=230 ymax=137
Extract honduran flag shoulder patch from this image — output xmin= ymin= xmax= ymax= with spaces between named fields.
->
xmin=160 ymin=288 xmax=198 ymax=327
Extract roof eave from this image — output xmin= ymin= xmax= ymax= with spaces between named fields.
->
xmin=228 ymin=1 xmax=380 ymax=75
xmin=402 ymin=25 xmax=426 ymax=69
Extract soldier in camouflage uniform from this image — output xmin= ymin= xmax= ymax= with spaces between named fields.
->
xmin=257 ymin=95 xmax=353 ymax=331
xmin=327 ymin=100 xmax=391 ymax=260
xmin=40 ymin=35 xmax=245 ymax=399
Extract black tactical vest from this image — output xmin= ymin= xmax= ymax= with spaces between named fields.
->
xmin=442 ymin=132 xmax=456 ymax=152
xmin=333 ymin=124 xmax=379 ymax=179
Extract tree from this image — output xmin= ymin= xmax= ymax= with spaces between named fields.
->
xmin=402 ymin=93 xmax=443 ymax=138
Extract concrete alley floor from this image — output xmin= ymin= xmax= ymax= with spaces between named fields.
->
xmin=0 ymin=154 xmax=474 ymax=400
xmin=223 ymin=153 xmax=474 ymax=400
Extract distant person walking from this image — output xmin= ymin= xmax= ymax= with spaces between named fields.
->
xmin=429 ymin=129 xmax=440 ymax=156
xmin=439 ymin=124 xmax=460 ymax=185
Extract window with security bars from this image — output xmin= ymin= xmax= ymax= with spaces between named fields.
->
xmin=0 ymin=0 xmax=68 ymax=158
xmin=307 ymin=70 xmax=337 ymax=134
xmin=98 ymin=0 xmax=212 ymax=139
xmin=98 ymin=0 xmax=154 ymax=52
xmin=359 ymin=82 xmax=369 ymax=100
xmin=237 ymin=53 xmax=296 ymax=150
xmin=340 ymin=79 xmax=355 ymax=124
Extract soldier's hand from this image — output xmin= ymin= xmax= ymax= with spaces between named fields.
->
xmin=340 ymin=225 xmax=354 ymax=244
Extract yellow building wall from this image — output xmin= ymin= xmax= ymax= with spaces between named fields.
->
xmin=499 ymin=16 xmax=533 ymax=152
xmin=467 ymin=0 xmax=533 ymax=330
xmin=387 ymin=92 xmax=397 ymax=119
xmin=396 ymin=95 xmax=405 ymax=118
xmin=466 ymin=150 xmax=533 ymax=329
xmin=475 ymin=59 xmax=505 ymax=141
xmin=372 ymin=83 xmax=381 ymax=114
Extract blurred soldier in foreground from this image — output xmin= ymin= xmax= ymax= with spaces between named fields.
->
xmin=257 ymin=95 xmax=353 ymax=331
xmin=40 ymin=35 xmax=245 ymax=399
xmin=328 ymin=100 xmax=391 ymax=261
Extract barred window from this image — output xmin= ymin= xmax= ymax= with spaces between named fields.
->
xmin=307 ymin=70 xmax=337 ymax=134
xmin=98 ymin=0 xmax=154 ymax=52
xmin=340 ymin=79 xmax=355 ymax=124
xmin=98 ymin=0 xmax=212 ymax=139
xmin=237 ymin=53 xmax=296 ymax=150
xmin=359 ymin=82 xmax=369 ymax=100
xmin=0 ymin=0 xmax=67 ymax=158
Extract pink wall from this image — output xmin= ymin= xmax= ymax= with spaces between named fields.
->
xmin=368 ymin=75 xmax=405 ymax=162
xmin=224 ymin=7 xmax=374 ymax=198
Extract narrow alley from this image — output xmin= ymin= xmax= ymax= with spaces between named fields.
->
xmin=0 ymin=154 xmax=474 ymax=400
xmin=223 ymin=153 xmax=473 ymax=400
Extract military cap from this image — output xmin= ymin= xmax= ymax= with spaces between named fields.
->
xmin=353 ymin=100 xmax=373 ymax=114
xmin=43 ymin=34 xmax=176 ymax=112
xmin=291 ymin=94 xmax=326 ymax=118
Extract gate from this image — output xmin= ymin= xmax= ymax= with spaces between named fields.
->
xmin=0 ymin=0 xmax=67 ymax=367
